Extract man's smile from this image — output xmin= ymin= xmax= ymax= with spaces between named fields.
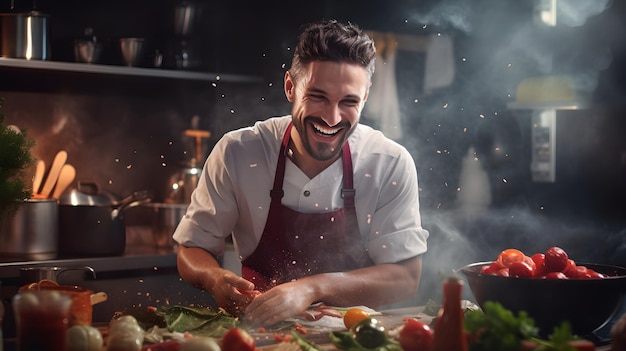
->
xmin=311 ymin=121 xmax=342 ymax=137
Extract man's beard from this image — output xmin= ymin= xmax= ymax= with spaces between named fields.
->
xmin=293 ymin=116 xmax=354 ymax=162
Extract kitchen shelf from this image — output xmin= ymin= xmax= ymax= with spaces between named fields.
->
xmin=0 ymin=57 xmax=263 ymax=83
xmin=507 ymin=100 xmax=590 ymax=110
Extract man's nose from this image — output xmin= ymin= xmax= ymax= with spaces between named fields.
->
xmin=321 ymin=104 xmax=342 ymax=127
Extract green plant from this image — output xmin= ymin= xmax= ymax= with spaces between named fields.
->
xmin=0 ymin=97 xmax=36 ymax=217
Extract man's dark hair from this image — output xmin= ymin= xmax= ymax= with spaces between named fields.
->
xmin=290 ymin=19 xmax=376 ymax=83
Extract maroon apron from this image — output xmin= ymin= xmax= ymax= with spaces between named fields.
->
xmin=241 ymin=123 xmax=373 ymax=292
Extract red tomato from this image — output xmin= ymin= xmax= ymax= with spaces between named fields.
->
xmin=494 ymin=268 xmax=510 ymax=277
xmin=497 ymin=249 xmax=525 ymax=268
xmin=530 ymin=253 xmax=546 ymax=276
xmin=509 ymin=261 xmax=534 ymax=278
xmin=587 ymin=269 xmax=607 ymax=279
xmin=481 ymin=261 xmax=505 ymax=275
xmin=398 ymin=318 xmax=434 ymax=351
xmin=544 ymin=271 xmax=568 ymax=279
xmin=544 ymin=247 xmax=569 ymax=273
xmin=562 ymin=259 xmax=577 ymax=275
xmin=564 ymin=263 xmax=589 ymax=279
xmin=221 ymin=327 xmax=256 ymax=351
xmin=568 ymin=339 xmax=596 ymax=351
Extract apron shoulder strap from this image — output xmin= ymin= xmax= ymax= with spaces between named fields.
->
xmin=271 ymin=122 xmax=355 ymax=208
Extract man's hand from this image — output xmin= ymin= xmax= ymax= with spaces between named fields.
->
xmin=177 ymin=245 xmax=258 ymax=316
xmin=211 ymin=272 xmax=257 ymax=316
xmin=243 ymin=280 xmax=316 ymax=327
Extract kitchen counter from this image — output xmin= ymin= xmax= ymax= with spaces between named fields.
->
xmin=0 ymin=233 xmax=240 ymax=342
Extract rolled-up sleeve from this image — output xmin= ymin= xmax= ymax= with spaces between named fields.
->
xmin=356 ymin=144 xmax=429 ymax=264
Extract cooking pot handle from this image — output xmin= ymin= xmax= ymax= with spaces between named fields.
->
xmin=111 ymin=190 xmax=153 ymax=220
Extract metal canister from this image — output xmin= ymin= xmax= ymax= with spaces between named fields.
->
xmin=0 ymin=198 xmax=58 ymax=260
xmin=0 ymin=11 xmax=50 ymax=60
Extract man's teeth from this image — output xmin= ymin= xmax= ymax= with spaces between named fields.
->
xmin=312 ymin=123 xmax=339 ymax=135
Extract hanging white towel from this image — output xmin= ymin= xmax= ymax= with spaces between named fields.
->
xmin=456 ymin=146 xmax=492 ymax=222
xmin=423 ymin=34 xmax=455 ymax=93
xmin=365 ymin=37 xmax=403 ymax=141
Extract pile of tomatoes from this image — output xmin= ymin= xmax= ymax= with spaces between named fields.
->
xmin=481 ymin=246 xmax=607 ymax=279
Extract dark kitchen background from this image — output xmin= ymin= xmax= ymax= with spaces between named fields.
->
xmin=1 ymin=0 xmax=626 ymax=308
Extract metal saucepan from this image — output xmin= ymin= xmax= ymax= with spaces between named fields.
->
xmin=58 ymin=181 xmax=152 ymax=257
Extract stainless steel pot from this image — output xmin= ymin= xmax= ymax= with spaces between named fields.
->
xmin=58 ymin=184 xmax=152 ymax=257
xmin=0 ymin=11 xmax=50 ymax=60
xmin=144 ymin=202 xmax=188 ymax=248
xmin=0 ymin=198 xmax=58 ymax=260
xmin=20 ymin=266 xmax=96 ymax=284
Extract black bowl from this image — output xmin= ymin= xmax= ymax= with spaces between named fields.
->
xmin=458 ymin=261 xmax=626 ymax=337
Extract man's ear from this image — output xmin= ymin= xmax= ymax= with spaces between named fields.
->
xmin=284 ymin=71 xmax=295 ymax=102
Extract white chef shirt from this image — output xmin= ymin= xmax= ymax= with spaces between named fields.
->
xmin=173 ymin=115 xmax=429 ymax=264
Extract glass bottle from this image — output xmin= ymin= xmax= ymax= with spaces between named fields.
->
xmin=432 ymin=275 xmax=468 ymax=351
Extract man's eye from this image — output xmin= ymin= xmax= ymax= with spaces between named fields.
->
xmin=309 ymin=94 xmax=325 ymax=101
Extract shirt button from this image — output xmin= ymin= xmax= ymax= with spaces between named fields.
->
xmin=303 ymin=190 xmax=311 ymax=197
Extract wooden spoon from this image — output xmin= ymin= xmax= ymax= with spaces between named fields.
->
xmin=32 ymin=160 xmax=45 ymax=197
xmin=40 ymin=150 xmax=67 ymax=198
xmin=52 ymin=164 xmax=76 ymax=199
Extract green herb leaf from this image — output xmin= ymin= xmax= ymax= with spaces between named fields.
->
xmin=328 ymin=330 xmax=403 ymax=351
xmin=464 ymin=301 xmax=539 ymax=351
xmin=157 ymin=305 xmax=239 ymax=337
xmin=289 ymin=331 xmax=324 ymax=351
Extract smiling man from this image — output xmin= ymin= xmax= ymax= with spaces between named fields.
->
xmin=173 ymin=19 xmax=429 ymax=327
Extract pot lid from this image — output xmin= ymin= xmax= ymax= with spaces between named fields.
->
xmin=59 ymin=181 xmax=121 ymax=206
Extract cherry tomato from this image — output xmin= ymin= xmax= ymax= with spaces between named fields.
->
xmin=221 ymin=328 xmax=255 ymax=351
xmin=497 ymin=249 xmax=525 ymax=268
xmin=544 ymin=246 xmax=569 ymax=273
xmin=509 ymin=261 xmax=534 ymax=278
xmin=398 ymin=318 xmax=433 ymax=351
xmin=563 ymin=262 xmax=588 ymax=279
xmin=586 ymin=269 xmax=606 ymax=279
xmin=523 ymin=256 xmax=537 ymax=274
xmin=494 ymin=268 xmax=510 ymax=277
xmin=343 ymin=307 xmax=370 ymax=329
xmin=544 ymin=271 xmax=568 ymax=279
xmin=530 ymin=253 xmax=546 ymax=276
xmin=481 ymin=261 xmax=505 ymax=275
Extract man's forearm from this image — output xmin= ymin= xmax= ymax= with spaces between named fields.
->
xmin=176 ymin=245 xmax=223 ymax=292
xmin=304 ymin=255 xmax=423 ymax=308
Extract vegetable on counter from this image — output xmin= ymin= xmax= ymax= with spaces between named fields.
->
xmin=180 ymin=337 xmax=220 ymax=351
xmin=464 ymin=301 xmax=538 ymax=351
xmin=464 ymin=301 xmax=593 ymax=351
xmin=67 ymin=325 xmax=104 ymax=351
xmin=329 ymin=317 xmax=402 ymax=351
xmin=398 ymin=319 xmax=433 ymax=351
xmin=220 ymin=327 xmax=256 ymax=351
xmin=107 ymin=315 xmax=145 ymax=351
xmin=343 ymin=308 xmax=370 ymax=330
xmin=156 ymin=305 xmax=239 ymax=338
